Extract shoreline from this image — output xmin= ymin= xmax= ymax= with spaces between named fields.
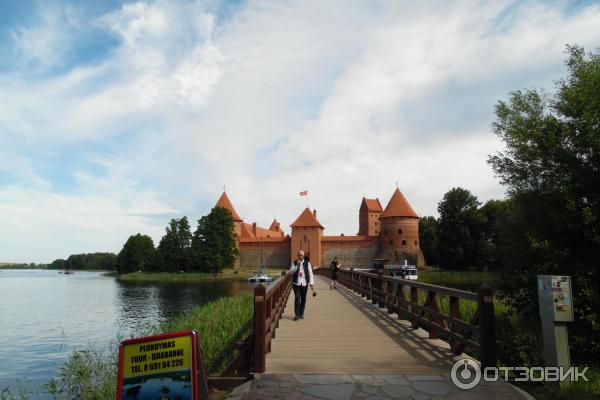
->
xmin=117 ymin=267 xmax=287 ymax=283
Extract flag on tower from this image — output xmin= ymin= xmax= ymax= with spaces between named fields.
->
xmin=299 ymin=190 xmax=308 ymax=196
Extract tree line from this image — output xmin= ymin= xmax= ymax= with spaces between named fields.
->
xmin=115 ymin=207 xmax=238 ymax=275
xmin=420 ymin=46 xmax=600 ymax=366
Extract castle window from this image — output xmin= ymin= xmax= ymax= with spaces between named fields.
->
xmin=384 ymin=229 xmax=388 ymax=236
xmin=415 ymin=240 xmax=418 ymax=245
xmin=398 ymin=229 xmax=403 ymax=234
xmin=389 ymin=240 xmax=393 ymax=246
xmin=303 ymin=235 xmax=307 ymax=243
xmin=402 ymin=240 xmax=407 ymax=246
xmin=375 ymin=222 xmax=378 ymax=226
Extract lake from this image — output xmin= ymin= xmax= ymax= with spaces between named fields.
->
xmin=0 ymin=269 xmax=252 ymax=398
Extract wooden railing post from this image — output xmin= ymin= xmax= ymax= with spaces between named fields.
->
xmin=386 ymin=280 xmax=394 ymax=314
xmin=478 ymin=285 xmax=497 ymax=368
xmin=449 ymin=295 xmax=460 ymax=353
xmin=410 ymin=287 xmax=419 ymax=329
xmin=371 ymin=278 xmax=378 ymax=305
xmin=398 ymin=283 xmax=407 ymax=320
xmin=427 ymin=291 xmax=440 ymax=339
xmin=254 ymin=284 xmax=266 ymax=373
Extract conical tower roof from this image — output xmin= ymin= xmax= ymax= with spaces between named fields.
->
xmin=290 ymin=208 xmax=324 ymax=229
xmin=380 ymin=188 xmax=419 ymax=219
xmin=214 ymin=191 xmax=242 ymax=221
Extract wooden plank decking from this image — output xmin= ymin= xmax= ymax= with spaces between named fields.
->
xmin=265 ymin=275 xmax=460 ymax=374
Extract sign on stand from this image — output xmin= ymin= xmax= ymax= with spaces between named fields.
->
xmin=117 ymin=330 xmax=209 ymax=400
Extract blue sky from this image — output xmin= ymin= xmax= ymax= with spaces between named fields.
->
xmin=1 ymin=0 xmax=600 ymax=263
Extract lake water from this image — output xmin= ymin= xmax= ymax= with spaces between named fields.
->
xmin=0 ymin=269 xmax=252 ymax=397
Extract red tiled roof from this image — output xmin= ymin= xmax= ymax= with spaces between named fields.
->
xmin=362 ymin=197 xmax=383 ymax=212
xmin=240 ymin=223 xmax=254 ymax=238
xmin=241 ymin=222 xmax=284 ymax=238
xmin=380 ymin=188 xmax=419 ymax=218
xmin=214 ymin=192 xmax=242 ymax=221
xmin=290 ymin=208 xmax=324 ymax=228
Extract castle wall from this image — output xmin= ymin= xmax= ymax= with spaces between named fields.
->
xmin=239 ymin=239 xmax=291 ymax=268
xmin=321 ymin=237 xmax=378 ymax=269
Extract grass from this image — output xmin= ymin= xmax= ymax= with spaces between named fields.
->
xmin=419 ymin=270 xmax=498 ymax=290
xmin=158 ymin=293 xmax=253 ymax=373
xmin=520 ymin=368 xmax=600 ymax=400
xmin=118 ymin=266 xmax=285 ymax=283
xmin=1 ymin=294 xmax=254 ymax=400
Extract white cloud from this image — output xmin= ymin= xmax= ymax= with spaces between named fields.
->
xmin=1 ymin=0 xmax=600 ymax=262
xmin=0 ymin=186 xmax=174 ymax=263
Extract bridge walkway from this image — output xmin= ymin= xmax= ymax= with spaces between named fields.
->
xmin=265 ymin=275 xmax=457 ymax=374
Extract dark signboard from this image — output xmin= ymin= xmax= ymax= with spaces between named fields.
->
xmin=117 ymin=330 xmax=208 ymax=400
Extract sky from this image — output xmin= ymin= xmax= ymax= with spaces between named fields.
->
xmin=1 ymin=0 xmax=599 ymax=263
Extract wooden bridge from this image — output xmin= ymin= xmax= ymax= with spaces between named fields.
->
xmin=219 ymin=269 xmax=531 ymax=399
xmin=252 ymin=268 xmax=496 ymax=374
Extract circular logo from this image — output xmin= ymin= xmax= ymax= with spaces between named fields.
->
xmin=451 ymin=358 xmax=481 ymax=389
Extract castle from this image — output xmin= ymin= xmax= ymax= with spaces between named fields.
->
xmin=214 ymin=188 xmax=424 ymax=269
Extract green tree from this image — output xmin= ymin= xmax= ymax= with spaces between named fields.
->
xmin=436 ymin=187 xmax=485 ymax=270
xmin=488 ymin=45 xmax=600 ymax=364
xmin=49 ymin=259 xmax=67 ymax=269
xmin=157 ymin=217 xmax=192 ymax=272
xmin=419 ymin=216 xmax=439 ymax=267
xmin=191 ymin=207 xmax=239 ymax=276
xmin=116 ymin=234 xmax=156 ymax=273
xmin=63 ymin=253 xmax=117 ymax=270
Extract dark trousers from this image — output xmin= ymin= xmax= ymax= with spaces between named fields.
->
xmin=293 ymin=284 xmax=308 ymax=317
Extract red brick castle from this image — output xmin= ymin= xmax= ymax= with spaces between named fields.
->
xmin=214 ymin=188 xmax=424 ymax=269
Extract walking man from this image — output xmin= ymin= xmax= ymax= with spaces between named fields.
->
xmin=290 ymin=250 xmax=314 ymax=321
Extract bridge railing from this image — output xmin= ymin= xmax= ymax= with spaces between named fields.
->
xmin=337 ymin=268 xmax=497 ymax=368
xmin=253 ymin=271 xmax=292 ymax=372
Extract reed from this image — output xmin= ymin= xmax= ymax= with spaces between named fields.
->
xmin=10 ymin=294 xmax=255 ymax=400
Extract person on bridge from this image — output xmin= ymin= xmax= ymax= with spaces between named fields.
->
xmin=329 ymin=256 xmax=340 ymax=290
xmin=290 ymin=250 xmax=314 ymax=321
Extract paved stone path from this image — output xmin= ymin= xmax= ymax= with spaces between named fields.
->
xmin=226 ymin=373 xmax=531 ymax=400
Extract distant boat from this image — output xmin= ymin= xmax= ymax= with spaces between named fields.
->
xmin=248 ymin=272 xmax=274 ymax=283
xmin=62 ymin=269 xmax=74 ymax=274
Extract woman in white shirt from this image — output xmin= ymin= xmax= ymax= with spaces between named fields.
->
xmin=290 ymin=250 xmax=314 ymax=320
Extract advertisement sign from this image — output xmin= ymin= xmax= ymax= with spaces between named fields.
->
xmin=117 ymin=330 xmax=208 ymax=400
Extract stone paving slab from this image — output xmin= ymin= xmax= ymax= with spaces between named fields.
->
xmin=225 ymin=374 xmax=532 ymax=400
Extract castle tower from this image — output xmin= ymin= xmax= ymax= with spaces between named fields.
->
xmin=378 ymin=188 xmax=423 ymax=266
xmin=214 ymin=191 xmax=243 ymax=266
xmin=358 ymin=197 xmax=383 ymax=236
xmin=290 ymin=208 xmax=324 ymax=267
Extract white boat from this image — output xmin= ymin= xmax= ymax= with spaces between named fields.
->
xmin=248 ymin=238 xmax=275 ymax=283
xmin=384 ymin=261 xmax=418 ymax=280
xmin=248 ymin=272 xmax=274 ymax=283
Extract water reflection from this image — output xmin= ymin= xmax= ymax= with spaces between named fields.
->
xmin=116 ymin=280 xmax=252 ymax=326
